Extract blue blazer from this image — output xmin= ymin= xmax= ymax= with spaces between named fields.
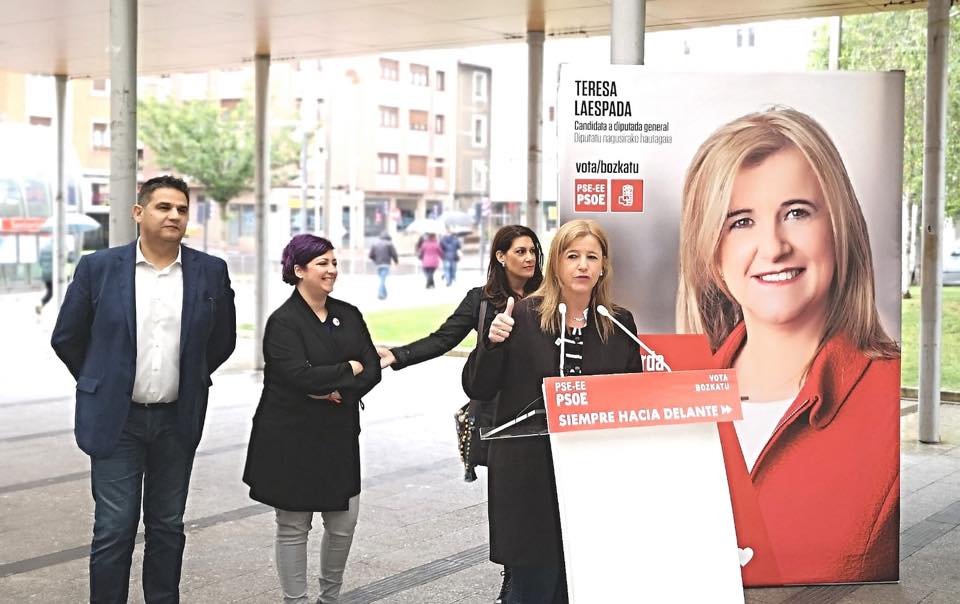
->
xmin=51 ymin=241 xmax=237 ymax=458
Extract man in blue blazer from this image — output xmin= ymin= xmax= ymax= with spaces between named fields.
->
xmin=52 ymin=175 xmax=236 ymax=603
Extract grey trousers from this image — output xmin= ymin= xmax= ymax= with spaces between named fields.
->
xmin=274 ymin=495 xmax=360 ymax=604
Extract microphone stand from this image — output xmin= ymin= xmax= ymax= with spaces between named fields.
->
xmin=558 ymin=303 xmax=567 ymax=377
xmin=596 ymin=304 xmax=672 ymax=372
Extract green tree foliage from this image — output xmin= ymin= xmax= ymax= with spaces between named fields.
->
xmin=809 ymin=9 xmax=960 ymax=217
xmin=138 ymin=98 xmax=300 ymax=217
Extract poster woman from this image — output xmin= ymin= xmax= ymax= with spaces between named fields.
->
xmin=676 ymin=108 xmax=900 ymax=585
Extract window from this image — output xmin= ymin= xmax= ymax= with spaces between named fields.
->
xmin=377 ymin=153 xmax=398 ymax=175
xmin=91 ymin=79 xmax=107 ymax=95
xmin=91 ymin=182 xmax=109 ymax=206
xmin=410 ymin=64 xmax=429 ymax=87
xmin=434 ymin=115 xmax=445 ymax=135
xmin=29 ymin=116 xmax=52 ymax=127
xmin=471 ymin=159 xmax=487 ymax=192
xmin=472 ymin=115 xmax=487 ymax=147
xmin=473 ymin=71 xmax=488 ymax=101
xmin=380 ymin=58 xmax=399 ymax=81
xmin=409 ymin=110 xmax=429 ymax=131
xmin=92 ymin=121 xmax=109 ymax=149
xmin=436 ymin=70 xmax=445 ymax=91
xmin=548 ymin=107 xmax=555 ymax=122
xmin=408 ymin=155 xmax=428 ymax=176
xmin=220 ymin=98 xmax=241 ymax=114
xmin=434 ymin=158 xmax=444 ymax=179
xmin=737 ymin=27 xmax=755 ymax=48
xmin=379 ymin=106 xmax=399 ymax=128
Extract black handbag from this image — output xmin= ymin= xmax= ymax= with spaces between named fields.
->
xmin=455 ymin=299 xmax=493 ymax=482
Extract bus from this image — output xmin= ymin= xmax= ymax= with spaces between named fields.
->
xmin=0 ymin=123 xmax=86 ymax=287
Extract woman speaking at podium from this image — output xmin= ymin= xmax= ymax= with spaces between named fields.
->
xmin=676 ymin=108 xmax=900 ymax=585
xmin=463 ymin=219 xmax=642 ymax=603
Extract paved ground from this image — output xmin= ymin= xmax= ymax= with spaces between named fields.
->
xmin=1 ymin=270 xmax=958 ymax=603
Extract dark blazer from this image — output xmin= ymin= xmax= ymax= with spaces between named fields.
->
xmin=390 ymin=286 xmax=497 ymax=370
xmin=463 ymin=297 xmax=643 ymax=567
xmin=243 ymin=291 xmax=381 ymax=512
xmin=51 ymin=241 xmax=237 ymax=458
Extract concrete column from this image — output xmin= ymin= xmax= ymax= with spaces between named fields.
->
xmin=300 ymin=130 xmax=309 ymax=233
xmin=109 ymin=0 xmax=137 ymax=246
xmin=53 ymin=74 xmax=67 ymax=308
xmin=611 ymin=0 xmax=646 ymax=65
xmin=828 ymin=16 xmax=842 ymax=70
xmin=919 ymin=0 xmax=950 ymax=444
xmin=254 ymin=54 xmax=270 ymax=370
xmin=526 ymin=31 xmax=544 ymax=231
xmin=322 ymin=117 xmax=336 ymax=241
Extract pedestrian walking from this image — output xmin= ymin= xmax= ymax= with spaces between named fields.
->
xmin=243 ymin=234 xmax=382 ymax=604
xmin=35 ymin=239 xmax=53 ymax=314
xmin=51 ymin=175 xmax=237 ymax=603
xmin=440 ymin=229 xmax=462 ymax=286
xmin=368 ymin=232 xmax=399 ymax=300
xmin=419 ymin=232 xmax=442 ymax=289
xmin=35 ymin=240 xmax=76 ymax=314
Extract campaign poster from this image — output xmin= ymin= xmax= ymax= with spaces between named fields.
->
xmin=556 ymin=67 xmax=903 ymax=587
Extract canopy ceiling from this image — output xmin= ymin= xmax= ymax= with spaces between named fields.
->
xmin=0 ymin=0 xmax=923 ymax=77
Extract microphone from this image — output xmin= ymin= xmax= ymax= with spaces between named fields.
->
xmin=596 ymin=304 xmax=672 ymax=372
xmin=557 ymin=303 xmax=567 ymax=377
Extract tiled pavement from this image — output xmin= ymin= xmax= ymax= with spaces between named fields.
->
xmin=1 ymin=277 xmax=958 ymax=603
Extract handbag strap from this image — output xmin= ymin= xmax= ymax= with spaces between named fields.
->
xmin=477 ymin=298 xmax=488 ymax=349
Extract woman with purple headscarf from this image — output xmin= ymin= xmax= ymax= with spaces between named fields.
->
xmin=243 ymin=234 xmax=381 ymax=604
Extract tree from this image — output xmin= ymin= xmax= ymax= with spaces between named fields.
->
xmin=809 ymin=8 xmax=960 ymax=288
xmin=138 ymin=98 xmax=300 ymax=226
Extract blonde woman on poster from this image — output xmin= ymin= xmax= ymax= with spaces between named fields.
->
xmin=676 ymin=108 xmax=900 ymax=585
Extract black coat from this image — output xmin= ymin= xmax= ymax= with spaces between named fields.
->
xmin=243 ymin=290 xmax=381 ymax=511
xmin=390 ymin=286 xmax=497 ymax=370
xmin=462 ymin=297 xmax=643 ymax=567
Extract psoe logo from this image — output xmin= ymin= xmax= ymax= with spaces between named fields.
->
xmin=574 ymin=179 xmax=608 ymax=212
xmin=611 ymin=179 xmax=644 ymax=212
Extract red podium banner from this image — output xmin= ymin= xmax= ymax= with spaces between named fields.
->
xmin=543 ymin=370 xmax=742 ymax=434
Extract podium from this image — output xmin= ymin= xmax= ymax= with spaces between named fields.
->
xmin=487 ymin=334 xmax=746 ymax=603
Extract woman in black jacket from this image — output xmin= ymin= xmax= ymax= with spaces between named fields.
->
xmin=465 ymin=219 xmax=643 ymax=604
xmin=376 ymin=224 xmax=543 ymax=604
xmin=243 ymin=234 xmax=381 ymax=604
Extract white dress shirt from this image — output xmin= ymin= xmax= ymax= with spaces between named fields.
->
xmin=733 ymin=397 xmax=795 ymax=473
xmin=132 ymin=240 xmax=183 ymax=404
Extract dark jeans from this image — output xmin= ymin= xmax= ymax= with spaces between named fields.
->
xmin=376 ymin=265 xmax=390 ymax=299
xmin=89 ymin=403 xmax=196 ymax=604
xmin=424 ymin=267 xmax=437 ymax=288
xmin=505 ymin=564 xmax=567 ymax=604
xmin=40 ymin=279 xmax=52 ymax=307
xmin=442 ymin=259 xmax=458 ymax=286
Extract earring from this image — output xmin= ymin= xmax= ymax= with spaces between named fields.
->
xmin=500 ymin=261 xmax=506 ymax=267
xmin=600 ymin=271 xmax=604 ymax=276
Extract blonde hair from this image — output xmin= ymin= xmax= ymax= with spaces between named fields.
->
xmin=676 ymin=107 xmax=898 ymax=359
xmin=531 ymin=219 xmax=617 ymax=341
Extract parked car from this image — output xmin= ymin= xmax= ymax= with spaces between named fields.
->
xmin=945 ymin=245 xmax=960 ymax=286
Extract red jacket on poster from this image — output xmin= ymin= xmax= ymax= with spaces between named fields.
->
xmin=714 ymin=322 xmax=900 ymax=586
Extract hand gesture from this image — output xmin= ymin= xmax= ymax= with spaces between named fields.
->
xmin=309 ymin=390 xmax=343 ymax=404
xmin=376 ymin=345 xmax=397 ymax=369
xmin=349 ymin=360 xmax=364 ymax=375
xmin=488 ymin=296 xmax=515 ymax=344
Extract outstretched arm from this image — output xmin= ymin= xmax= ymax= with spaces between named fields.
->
xmin=388 ymin=289 xmax=480 ymax=370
